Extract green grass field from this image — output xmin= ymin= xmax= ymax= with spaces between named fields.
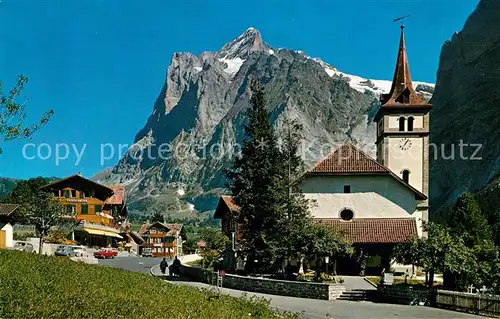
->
xmin=0 ymin=250 xmax=296 ymax=319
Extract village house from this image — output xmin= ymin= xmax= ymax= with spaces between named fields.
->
xmin=138 ymin=221 xmax=184 ymax=258
xmin=214 ymin=25 xmax=431 ymax=275
xmin=0 ymin=204 xmax=19 ymax=249
xmin=41 ymin=174 xmax=127 ymax=247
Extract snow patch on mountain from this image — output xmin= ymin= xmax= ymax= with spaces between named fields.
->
xmin=322 ymin=65 xmax=434 ymax=96
xmin=218 ymin=57 xmax=245 ymax=76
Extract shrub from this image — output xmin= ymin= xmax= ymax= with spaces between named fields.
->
xmin=0 ymin=250 xmax=296 ymax=319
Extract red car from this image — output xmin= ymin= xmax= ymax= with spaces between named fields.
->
xmin=94 ymin=249 xmax=118 ymax=259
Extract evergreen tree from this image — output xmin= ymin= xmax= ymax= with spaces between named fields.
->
xmin=448 ymin=192 xmax=492 ymax=247
xmin=225 ymin=78 xmax=283 ymax=272
xmin=151 ymin=211 xmax=164 ymax=223
xmin=445 ymin=193 xmax=498 ymax=290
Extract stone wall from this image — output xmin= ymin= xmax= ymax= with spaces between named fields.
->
xmin=179 ymin=265 xmax=345 ymax=300
xmin=378 ymin=285 xmax=431 ymax=304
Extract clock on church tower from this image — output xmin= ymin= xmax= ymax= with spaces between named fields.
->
xmin=373 ymin=25 xmax=432 ymax=218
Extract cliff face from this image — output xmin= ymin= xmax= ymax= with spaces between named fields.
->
xmin=97 ymin=28 xmax=433 ymax=216
xmin=430 ymin=0 xmax=500 ymax=214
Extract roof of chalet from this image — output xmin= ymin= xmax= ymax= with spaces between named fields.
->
xmin=138 ymin=222 xmax=183 ymax=237
xmin=380 ymin=26 xmax=431 ymax=108
xmin=316 ymin=218 xmax=418 ymax=244
xmin=0 ymin=204 xmax=19 ymax=217
xmin=105 ymin=185 xmax=125 ymax=205
xmin=308 ymin=143 xmax=426 ymax=200
xmin=214 ymin=195 xmax=239 ymax=219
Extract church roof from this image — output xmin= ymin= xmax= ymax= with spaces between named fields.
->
xmin=379 ymin=26 xmax=431 ymax=109
xmin=310 ymin=143 xmax=389 ymax=174
xmin=308 ymin=143 xmax=426 ymax=200
xmin=316 ymin=217 xmax=418 ymax=244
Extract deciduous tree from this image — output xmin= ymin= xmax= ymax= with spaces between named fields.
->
xmin=0 ymin=75 xmax=53 ymax=153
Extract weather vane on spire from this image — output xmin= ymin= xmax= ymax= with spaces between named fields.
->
xmin=393 ymin=14 xmax=411 ymax=29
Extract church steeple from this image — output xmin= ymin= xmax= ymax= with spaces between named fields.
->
xmin=380 ymin=26 xmax=429 ymax=107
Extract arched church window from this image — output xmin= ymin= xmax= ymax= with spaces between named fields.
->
xmin=407 ymin=117 xmax=414 ymax=131
xmin=398 ymin=117 xmax=405 ymax=131
xmin=340 ymin=208 xmax=354 ymax=221
xmin=402 ymin=170 xmax=410 ymax=184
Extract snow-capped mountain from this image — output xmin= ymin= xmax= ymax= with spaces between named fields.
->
xmin=97 ymin=27 xmax=434 ymax=216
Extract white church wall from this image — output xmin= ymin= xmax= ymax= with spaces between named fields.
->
xmin=304 ymin=192 xmax=415 ymax=219
xmin=300 ymin=175 xmax=417 ymax=215
xmin=386 ymin=137 xmax=424 ymax=192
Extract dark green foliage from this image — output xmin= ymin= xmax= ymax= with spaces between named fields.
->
xmin=198 ymin=228 xmax=231 ymax=268
xmin=393 ymin=222 xmax=475 ymax=287
xmin=298 ymin=224 xmax=353 ymax=278
xmin=0 ymin=250 xmax=295 ymax=319
xmin=443 ymin=192 xmax=500 ymax=291
xmin=0 ymin=177 xmax=19 ymax=199
xmin=151 ymin=211 xmax=164 ymax=223
xmin=225 ymin=78 xmax=285 ymax=270
xmin=0 ymin=75 xmax=53 ymax=153
xmin=3 ymin=177 xmax=67 ymax=252
xmin=448 ymin=192 xmax=492 ymax=247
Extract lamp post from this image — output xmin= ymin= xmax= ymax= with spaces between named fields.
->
xmin=231 ymin=232 xmax=235 ymax=251
xmin=324 ymin=256 xmax=330 ymax=275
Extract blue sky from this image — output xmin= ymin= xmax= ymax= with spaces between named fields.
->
xmin=0 ymin=0 xmax=478 ymax=180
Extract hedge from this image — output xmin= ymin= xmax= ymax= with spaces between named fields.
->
xmin=0 ymin=250 xmax=296 ymax=319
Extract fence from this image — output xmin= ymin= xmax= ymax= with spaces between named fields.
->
xmin=436 ymin=290 xmax=500 ymax=316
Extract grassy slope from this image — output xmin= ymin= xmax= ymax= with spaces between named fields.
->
xmin=0 ymin=251 xmax=295 ymax=319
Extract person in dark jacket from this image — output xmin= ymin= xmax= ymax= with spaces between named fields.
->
xmin=172 ymin=256 xmax=181 ymax=276
xmin=160 ymin=258 xmax=168 ymax=275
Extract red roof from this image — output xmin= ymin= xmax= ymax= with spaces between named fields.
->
xmin=310 ymin=143 xmax=389 ymax=174
xmin=0 ymin=204 xmax=19 ymax=217
xmin=105 ymin=185 xmax=125 ymax=205
xmin=214 ymin=195 xmax=240 ymax=219
xmin=315 ymin=218 xmax=418 ymax=244
xmin=221 ymin=195 xmax=239 ymax=212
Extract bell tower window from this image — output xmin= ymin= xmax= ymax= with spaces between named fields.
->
xmin=398 ymin=116 xmax=405 ymax=131
xmin=407 ymin=117 xmax=414 ymax=131
xmin=402 ymin=170 xmax=410 ymax=183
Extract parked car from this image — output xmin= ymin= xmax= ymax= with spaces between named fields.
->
xmin=141 ymin=247 xmax=153 ymax=257
xmin=10 ymin=241 xmax=35 ymax=253
xmin=94 ymin=248 xmax=118 ymax=259
xmin=72 ymin=246 xmax=87 ymax=257
xmin=55 ymin=245 xmax=77 ymax=257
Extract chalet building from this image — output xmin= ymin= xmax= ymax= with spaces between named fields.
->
xmin=0 ymin=204 xmax=19 ymax=249
xmin=138 ymin=222 xmax=183 ymax=258
xmin=41 ymin=174 xmax=127 ymax=247
xmin=214 ymin=25 xmax=430 ymax=275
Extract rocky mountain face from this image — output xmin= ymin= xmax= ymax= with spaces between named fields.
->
xmin=430 ymin=0 xmax=500 ymax=215
xmin=98 ymin=28 xmax=433 ymax=216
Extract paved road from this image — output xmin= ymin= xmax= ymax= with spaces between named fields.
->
xmin=101 ymin=258 xmax=487 ymax=319
xmin=98 ymin=256 xmax=172 ymax=274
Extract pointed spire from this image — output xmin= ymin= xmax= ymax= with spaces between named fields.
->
xmin=381 ymin=25 xmax=428 ymax=106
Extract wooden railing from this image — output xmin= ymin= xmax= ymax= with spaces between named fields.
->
xmin=436 ymin=290 xmax=500 ymax=316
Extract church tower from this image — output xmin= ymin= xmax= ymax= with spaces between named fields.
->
xmin=374 ymin=25 xmax=432 ymax=221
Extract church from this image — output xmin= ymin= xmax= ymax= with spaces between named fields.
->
xmin=215 ymin=25 xmax=431 ymax=275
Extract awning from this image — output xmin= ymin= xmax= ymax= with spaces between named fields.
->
xmin=81 ymin=228 xmax=123 ymax=239
xmin=102 ymin=231 xmax=122 ymax=239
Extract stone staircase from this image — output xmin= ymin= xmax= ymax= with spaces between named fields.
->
xmin=337 ymin=289 xmax=379 ymax=301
